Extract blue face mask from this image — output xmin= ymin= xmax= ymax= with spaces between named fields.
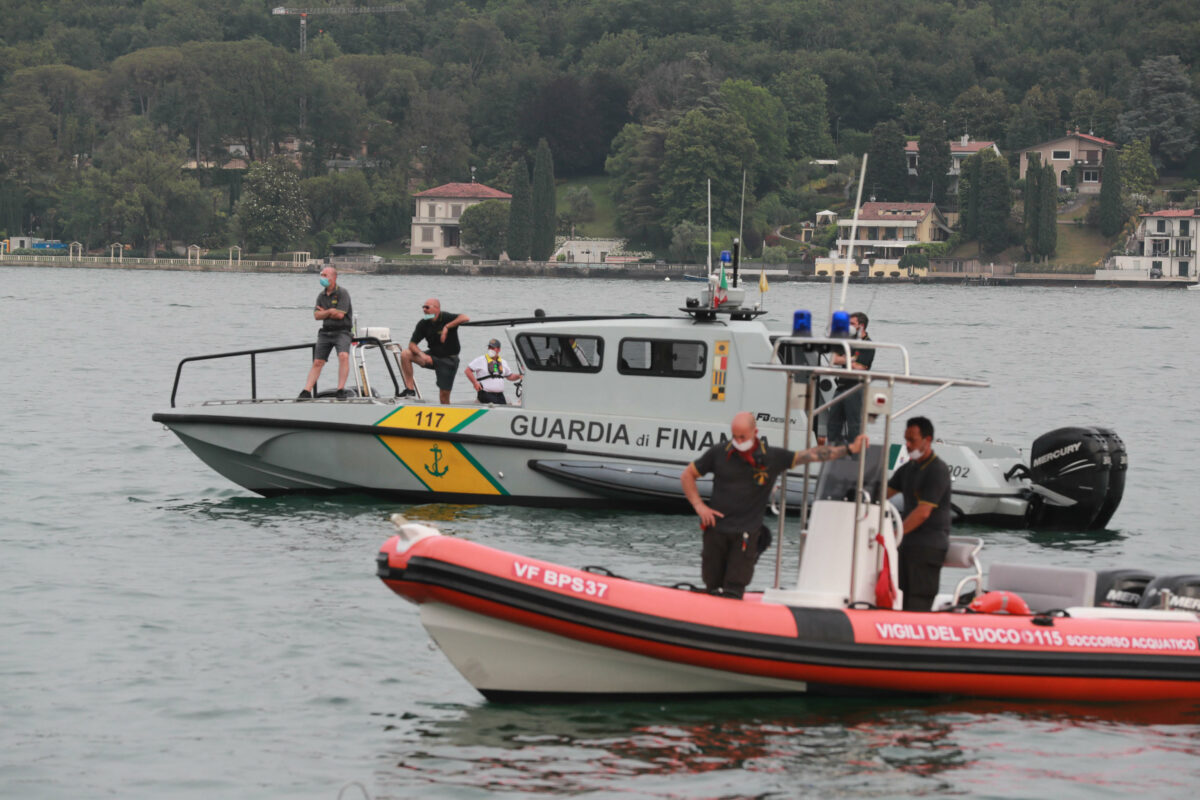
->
xmin=422 ymin=313 xmax=435 ymax=321
xmin=319 ymin=277 xmax=331 ymax=288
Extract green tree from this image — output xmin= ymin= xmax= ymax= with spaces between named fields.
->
xmin=668 ymin=220 xmax=705 ymax=264
xmin=916 ymin=121 xmax=951 ymax=204
xmin=658 ymin=108 xmax=757 ymax=230
xmin=1116 ymin=55 xmax=1200 ymax=166
xmin=1098 ymin=147 xmax=1124 ymax=237
xmin=606 ymin=122 xmax=670 ymax=246
xmin=949 ymin=86 xmax=1010 ymax=141
xmin=562 ymin=185 xmax=595 ymax=233
xmin=530 ymin=138 xmax=556 ymax=261
xmin=302 ymin=170 xmax=372 ymax=237
xmin=769 ymin=68 xmax=834 ymax=160
xmin=1118 ymin=137 xmax=1158 ymax=197
xmin=459 ymin=199 xmax=508 ymax=260
xmin=506 ymin=159 xmax=532 ymax=260
xmin=959 ymin=152 xmax=982 ymax=240
xmin=1024 ymin=153 xmax=1041 ymax=257
xmin=866 ymin=120 xmax=907 ymax=202
xmin=718 ymin=79 xmax=788 ymax=193
xmin=976 ymin=150 xmax=1011 ymax=255
xmin=235 ymin=155 xmax=307 ymax=254
xmin=1037 ymin=162 xmax=1057 ymax=260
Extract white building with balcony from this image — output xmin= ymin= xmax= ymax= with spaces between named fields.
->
xmin=1100 ymin=208 xmax=1198 ymax=282
xmin=410 ymin=181 xmax=512 ymax=259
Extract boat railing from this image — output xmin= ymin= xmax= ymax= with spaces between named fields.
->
xmin=166 ymin=336 xmax=401 ymax=408
xmin=751 ymin=339 xmax=988 ymax=599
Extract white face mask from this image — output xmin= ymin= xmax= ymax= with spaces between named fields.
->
xmin=732 ymin=437 xmax=757 ymax=452
xmin=908 ymin=447 xmax=924 ymax=460
xmin=487 ymin=349 xmax=499 ymax=358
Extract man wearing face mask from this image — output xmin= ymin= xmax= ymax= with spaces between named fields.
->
xmin=299 ymin=266 xmax=353 ymax=399
xmin=464 ymin=338 xmax=522 ymax=404
xmin=681 ymin=411 xmax=867 ymax=599
xmin=399 ymin=298 xmax=469 ymax=404
xmin=824 ymin=311 xmax=874 ymax=445
xmin=886 ymin=416 xmax=952 ymax=612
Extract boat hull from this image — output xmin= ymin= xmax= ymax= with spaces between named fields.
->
xmin=378 ymin=534 xmax=1200 ymax=703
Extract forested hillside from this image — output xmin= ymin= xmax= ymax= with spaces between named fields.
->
xmin=1 ymin=0 xmax=1197 ymax=255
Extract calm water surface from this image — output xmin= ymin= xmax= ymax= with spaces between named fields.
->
xmin=3 ymin=266 xmax=1200 ymax=798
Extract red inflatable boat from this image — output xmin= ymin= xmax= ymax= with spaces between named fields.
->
xmin=377 ymin=520 xmax=1200 ymax=703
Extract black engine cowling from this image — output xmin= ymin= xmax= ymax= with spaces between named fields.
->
xmin=1093 ymin=568 xmax=1155 ymax=608
xmin=1025 ymin=426 xmax=1119 ymax=531
xmin=1138 ymin=575 xmax=1200 ymax=612
xmin=1089 ymin=428 xmax=1127 ymax=530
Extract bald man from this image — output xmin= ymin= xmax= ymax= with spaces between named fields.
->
xmin=681 ymin=412 xmax=867 ymax=598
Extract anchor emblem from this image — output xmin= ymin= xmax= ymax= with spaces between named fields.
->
xmin=424 ymin=444 xmax=449 ymax=477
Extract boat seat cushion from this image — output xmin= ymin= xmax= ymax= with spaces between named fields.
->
xmin=986 ymin=563 xmax=1097 ymax=612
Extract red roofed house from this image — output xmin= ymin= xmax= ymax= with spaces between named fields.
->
xmin=815 ymin=202 xmax=951 ymax=276
xmin=410 ymin=181 xmax=512 ymax=259
xmin=904 ymin=135 xmax=1001 ymax=194
xmin=1101 ymin=208 xmax=1198 ymax=281
xmin=1019 ymin=130 xmax=1117 ymax=195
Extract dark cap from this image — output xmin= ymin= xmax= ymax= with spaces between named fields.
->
xmin=488 ymin=338 xmax=501 ymax=348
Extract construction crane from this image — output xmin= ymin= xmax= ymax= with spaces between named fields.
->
xmin=271 ymin=5 xmax=406 ymax=54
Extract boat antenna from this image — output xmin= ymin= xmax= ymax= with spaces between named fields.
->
xmin=736 ymin=169 xmax=746 ymax=288
xmin=831 ymin=153 xmax=869 ymax=321
xmin=706 ymin=179 xmax=712 ymax=280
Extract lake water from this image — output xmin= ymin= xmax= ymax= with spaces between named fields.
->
xmin=4 ymin=266 xmax=1200 ymax=798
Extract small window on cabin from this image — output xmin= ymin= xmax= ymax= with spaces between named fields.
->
xmin=516 ymin=334 xmax=603 ymax=373
xmin=617 ymin=338 xmax=707 ymax=378
xmin=1051 ymin=150 xmax=1071 ymax=161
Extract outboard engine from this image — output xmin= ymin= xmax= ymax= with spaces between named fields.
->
xmin=1138 ymin=575 xmax=1200 ymax=612
xmin=1090 ymin=428 xmax=1127 ymax=530
xmin=1093 ymin=568 xmax=1155 ymax=608
xmin=1024 ymin=426 xmax=1114 ymax=530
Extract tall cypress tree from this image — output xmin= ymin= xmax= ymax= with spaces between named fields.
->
xmin=866 ymin=120 xmax=908 ymax=201
xmin=960 ymin=152 xmax=982 ymax=241
xmin=1024 ymin=153 xmax=1041 ymax=258
xmin=531 ymin=139 xmax=557 ymax=261
xmin=1098 ymin=149 xmax=1124 ymax=237
xmin=1037 ymin=162 xmax=1057 ymax=259
xmin=506 ymin=159 xmax=532 ymax=260
xmin=916 ymin=122 xmax=951 ymax=204
xmin=978 ymin=151 xmax=1011 ymax=255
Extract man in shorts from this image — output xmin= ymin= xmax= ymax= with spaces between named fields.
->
xmin=464 ymin=337 xmax=522 ymax=404
xmin=299 ymin=266 xmax=353 ymax=399
xmin=399 ymin=298 xmax=469 ymax=403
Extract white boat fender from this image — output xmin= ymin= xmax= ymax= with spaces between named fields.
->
xmin=389 ymin=513 xmax=441 ymax=553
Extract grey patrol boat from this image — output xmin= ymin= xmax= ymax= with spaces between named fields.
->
xmin=153 ymin=278 xmax=1125 ymax=529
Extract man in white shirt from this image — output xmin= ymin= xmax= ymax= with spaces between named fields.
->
xmin=464 ymin=338 xmax=522 ymax=404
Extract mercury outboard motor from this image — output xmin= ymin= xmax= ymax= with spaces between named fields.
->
xmin=1090 ymin=427 xmax=1127 ymax=530
xmin=1093 ymin=568 xmax=1155 ymax=608
xmin=1024 ymin=427 xmax=1113 ymax=530
xmin=1138 ymin=575 xmax=1200 ymax=612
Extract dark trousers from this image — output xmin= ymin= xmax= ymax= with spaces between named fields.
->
xmin=701 ymin=527 xmax=762 ymax=598
xmin=825 ymin=383 xmax=863 ymax=445
xmin=899 ymin=542 xmax=947 ymax=612
xmin=476 ymin=389 xmax=507 ymax=404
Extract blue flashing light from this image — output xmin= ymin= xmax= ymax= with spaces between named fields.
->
xmin=831 ymin=310 xmax=851 ymax=337
xmin=792 ymin=310 xmax=812 ymax=336
xmin=720 ymin=250 xmax=732 ymax=263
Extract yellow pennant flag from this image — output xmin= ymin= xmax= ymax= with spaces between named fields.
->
xmin=758 ymin=269 xmax=769 ymax=293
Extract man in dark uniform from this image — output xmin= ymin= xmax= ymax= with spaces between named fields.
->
xmin=681 ymin=411 xmax=867 ymax=598
xmin=825 ymin=311 xmax=875 ymax=445
xmin=299 ymin=266 xmax=353 ymax=399
xmin=399 ymin=297 xmax=469 ymax=403
xmin=887 ymin=416 xmax=952 ymax=612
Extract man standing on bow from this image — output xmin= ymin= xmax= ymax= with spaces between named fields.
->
xmin=299 ymin=266 xmax=353 ymax=399
xmin=464 ymin=337 xmax=522 ymax=404
xmin=681 ymin=411 xmax=867 ymax=599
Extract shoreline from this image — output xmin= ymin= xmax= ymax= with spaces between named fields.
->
xmin=2 ymin=255 xmax=1195 ymax=288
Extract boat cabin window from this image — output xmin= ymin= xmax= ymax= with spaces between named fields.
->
xmin=617 ymin=338 xmax=707 ymax=378
xmin=516 ymin=334 xmax=603 ymax=373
